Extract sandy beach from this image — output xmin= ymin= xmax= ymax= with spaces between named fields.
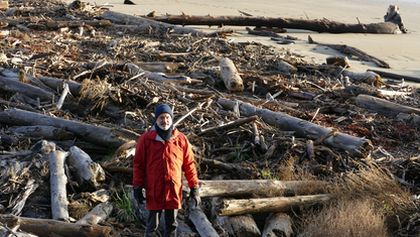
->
xmin=77 ymin=0 xmax=420 ymax=79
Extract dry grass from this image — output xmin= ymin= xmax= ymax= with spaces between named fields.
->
xmin=79 ymin=77 xmax=112 ymax=110
xmin=299 ymin=161 xmax=416 ymax=237
xmin=300 ymin=199 xmax=389 ymax=237
xmin=337 ymin=162 xmax=414 ymax=216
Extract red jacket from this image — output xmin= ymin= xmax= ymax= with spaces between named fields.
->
xmin=132 ymin=127 xmax=199 ymax=210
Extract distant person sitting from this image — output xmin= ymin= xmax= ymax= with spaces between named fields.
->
xmin=384 ymin=5 xmax=407 ymax=33
xmin=124 ymin=0 xmax=136 ymax=5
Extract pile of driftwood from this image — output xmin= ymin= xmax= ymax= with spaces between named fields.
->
xmin=0 ymin=0 xmax=419 ymax=236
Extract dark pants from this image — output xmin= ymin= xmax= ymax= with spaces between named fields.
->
xmin=145 ymin=209 xmax=178 ymax=237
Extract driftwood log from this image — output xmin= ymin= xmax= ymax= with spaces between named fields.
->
xmin=68 ymin=146 xmax=106 ymax=188
xmin=217 ymin=98 xmax=372 ymax=155
xmin=355 ymin=94 xmax=420 ymax=117
xmin=262 ymin=213 xmax=293 ymax=237
xmin=147 ymin=14 xmax=401 ymax=34
xmin=0 ymin=215 xmax=114 ymax=237
xmin=0 ymin=108 xmax=136 ymax=148
xmin=219 ymin=58 xmax=244 ymax=92
xmin=215 ymin=215 xmax=261 ymax=237
xmin=218 ymin=194 xmax=332 ymax=216
xmin=0 ymin=75 xmax=54 ymax=101
xmin=194 ymin=179 xmax=326 ymax=197
xmin=8 ymin=125 xmax=75 ymax=140
xmin=309 ymin=36 xmax=390 ymax=68
xmin=44 ymin=141 xmax=70 ymax=221
xmin=367 ymin=69 xmax=420 ymax=83
xmin=76 ymin=202 xmax=113 ymax=225
xmin=188 ymin=202 xmax=219 ymax=237
xmin=101 ymin=11 xmax=206 ymax=36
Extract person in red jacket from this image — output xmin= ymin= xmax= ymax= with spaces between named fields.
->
xmin=133 ymin=103 xmax=200 ymax=237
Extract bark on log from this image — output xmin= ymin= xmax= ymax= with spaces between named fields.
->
xmin=8 ymin=125 xmax=75 ymax=140
xmin=195 ymin=180 xmax=327 ymax=197
xmin=101 ymin=11 xmax=206 ymax=36
xmin=218 ymin=194 xmax=332 ymax=216
xmin=0 ymin=214 xmax=115 ymax=237
xmin=147 ymin=14 xmax=401 ymax=34
xmin=355 ymin=94 xmax=420 ymax=118
xmin=309 ymin=36 xmax=390 ymax=68
xmin=76 ymin=202 xmax=113 ymax=225
xmin=38 ymin=76 xmax=82 ymax=96
xmin=367 ymin=69 xmax=420 ymax=83
xmin=262 ymin=213 xmax=293 ymax=237
xmin=44 ymin=142 xmax=70 ymax=221
xmin=0 ymin=108 xmax=136 ymax=148
xmin=217 ymin=98 xmax=371 ymax=155
xmin=0 ymin=75 xmax=54 ymax=101
xmin=215 ymin=215 xmax=261 ymax=237
xmin=188 ymin=202 xmax=219 ymax=237
xmin=68 ymin=146 xmax=106 ymax=188
xmin=201 ymin=158 xmax=253 ymax=177
xmin=219 ymin=58 xmax=244 ymax=92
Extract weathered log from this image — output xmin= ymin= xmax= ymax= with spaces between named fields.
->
xmin=4 ymin=19 xmax=112 ymax=30
xmin=262 ymin=213 xmax=293 ymax=237
xmin=219 ymin=58 xmax=244 ymax=92
xmin=188 ymin=200 xmax=219 ymax=237
xmin=0 ymin=75 xmax=54 ymax=101
xmin=341 ymin=69 xmax=382 ymax=85
xmin=309 ymin=36 xmax=390 ymax=68
xmin=355 ymin=94 xmax=420 ymax=118
xmin=147 ymin=14 xmax=401 ymax=34
xmin=0 ymin=214 xmax=115 ymax=237
xmin=76 ymin=202 xmax=113 ymax=225
xmin=0 ymin=108 xmax=136 ymax=148
xmin=38 ymin=76 xmax=82 ymax=96
xmin=215 ymin=215 xmax=261 ymax=237
xmin=101 ymin=11 xmax=206 ymax=36
xmin=367 ymin=69 xmax=420 ymax=83
xmin=194 ymin=180 xmax=327 ymax=197
xmin=68 ymin=146 xmax=106 ymax=188
xmin=43 ymin=141 xmax=70 ymax=221
xmin=218 ymin=194 xmax=332 ymax=216
xmin=199 ymin=115 xmax=258 ymax=135
xmin=217 ymin=98 xmax=371 ymax=155
xmin=8 ymin=125 xmax=75 ymax=140
xmin=201 ymin=158 xmax=253 ymax=177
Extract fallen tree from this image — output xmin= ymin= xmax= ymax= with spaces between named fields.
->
xmin=147 ymin=14 xmax=401 ymax=34
xmin=217 ymin=98 xmax=372 ymax=155
xmin=218 ymin=194 xmax=332 ymax=216
xmin=195 ymin=179 xmax=326 ymax=197
xmin=355 ymin=94 xmax=420 ymax=117
xmin=101 ymin=11 xmax=206 ymax=36
xmin=0 ymin=108 xmax=137 ymax=148
xmin=0 ymin=214 xmax=115 ymax=237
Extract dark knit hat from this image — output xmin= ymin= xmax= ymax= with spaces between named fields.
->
xmin=155 ymin=104 xmax=173 ymax=118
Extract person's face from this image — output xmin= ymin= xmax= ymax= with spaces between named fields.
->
xmin=156 ymin=113 xmax=172 ymax=130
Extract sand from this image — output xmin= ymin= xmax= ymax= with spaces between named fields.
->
xmin=75 ymin=0 xmax=420 ymax=79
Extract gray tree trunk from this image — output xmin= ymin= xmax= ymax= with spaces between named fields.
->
xmin=68 ymin=146 xmax=106 ymax=188
xmin=217 ymin=98 xmax=371 ymax=155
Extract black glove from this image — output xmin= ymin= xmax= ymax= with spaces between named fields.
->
xmin=133 ymin=187 xmax=145 ymax=204
xmin=189 ymin=187 xmax=201 ymax=207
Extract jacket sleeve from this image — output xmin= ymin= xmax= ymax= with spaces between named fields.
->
xmin=182 ymin=135 xmax=199 ymax=188
xmin=133 ymin=134 xmax=146 ymax=188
